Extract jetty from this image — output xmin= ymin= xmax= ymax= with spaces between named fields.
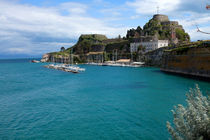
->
xmin=44 ymin=64 xmax=85 ymax=73
xmin=87 ymin=59 xmax=145 ymax=68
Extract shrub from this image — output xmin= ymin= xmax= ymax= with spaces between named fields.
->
xmin=175 ymin=29 xmax=190 ymax=41
xmin=167 ymin=84 xmax=210 ymax=140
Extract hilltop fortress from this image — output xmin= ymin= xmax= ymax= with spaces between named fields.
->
xmin=127 ymin=14 xmax=189 ymax=45
xmin=128 ymin=14 xmax=189 ymax=53
xmin=41 ymin=14 xmax=190 ymax=63
xmin=153 ymin=14 xmax=169 ymax=22
xmin=41 ymin=14 xmax=210 ymax=81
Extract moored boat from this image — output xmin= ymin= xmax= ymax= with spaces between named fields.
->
xmin=44 ymin=64 xmax=85 ymax=74
xmin=31 ymin=60 xmax=40 ymax=63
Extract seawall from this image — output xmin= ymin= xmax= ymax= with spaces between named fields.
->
xmin=161 ymin=42 xmax=210 ymax=80
xmin=144 ymin=41 xmax=210 ymax=80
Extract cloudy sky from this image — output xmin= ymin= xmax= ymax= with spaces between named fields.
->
xmin=0 ymin=0 xmax=209 ymax=58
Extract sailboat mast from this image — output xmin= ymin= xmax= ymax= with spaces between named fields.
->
xmin=115 ymin=49 xmax=118 ymax=61
xmin=71 ymin=48 xmax=74 ymax=65
xmin=112 ymin=50 xmax=114 ymax=61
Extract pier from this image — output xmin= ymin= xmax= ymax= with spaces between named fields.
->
xmin=86 ymin=59 xmax=145 ymax=68
xmin=44 ymin=64 xmax=85 ymax=73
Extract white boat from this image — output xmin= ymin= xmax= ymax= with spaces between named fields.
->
xmin=44 ymin=63 xmax=85 ymax=73
xmin=132 ymin=62 xmax=145 ymax=65
xmin=31 ymin=60 xmax=40 ymax=63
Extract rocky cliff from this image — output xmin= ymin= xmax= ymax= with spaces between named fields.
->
xmin=127 ymin=14 xmax=190 ymax=44
xmin=41 ymin=34 xmax=130 ymax=63
xmin=144 ymin=47 xmax=171 ymax=67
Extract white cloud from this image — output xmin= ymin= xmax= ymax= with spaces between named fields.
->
xmin=8 ymin=48 xmax=30 ymax=54
xmin=186 ymin=26 xmax=210 ymax=41
xmin=172 ymin=11 xmax=210 ymax=41
xmin=59 ymin=2 xmax=88 ymax=15
xmin=126 ymin=0 xmax=181 ymax=15
xmin=175 ymin=12 xmax=210 ymax=27
xmin=130 ymin=15 xmax=140 ymax=19
xmin=126 ymin=0 xmax=210 ymax=41
xmin=0 ymin=0 xmax=209 ymax=57
xmin=100 ymin=9 xmax=121 ymax=16
xmin=0 ymin=0 xmax=128 ymax=56
xmin=92 ymin=0 xmax=103 ymax=4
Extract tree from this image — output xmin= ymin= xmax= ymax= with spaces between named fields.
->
xmin=60 ymin=46 xmax=65 ymax=52
xmin=118 ymin=35 xmax=121 ymax=39
xmin=175 ymin=29 xmax=190 ymax=41
xmin=167 ymin=84 xmax=210 ymax=140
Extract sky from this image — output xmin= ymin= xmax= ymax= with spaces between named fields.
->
xmin=0 ymin=0 xmax=210 ymax=58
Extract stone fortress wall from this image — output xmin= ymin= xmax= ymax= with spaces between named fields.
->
xmin=153 ymin=14 xmax=183 ymax=31
xmin=153 ymin=14 xmax=169 ymax=22
xmin=161 ymin=45 xmax=210 ymax=79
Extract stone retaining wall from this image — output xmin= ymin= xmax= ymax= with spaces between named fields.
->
xmin=162 ymin=46 xmax=210 ymax=79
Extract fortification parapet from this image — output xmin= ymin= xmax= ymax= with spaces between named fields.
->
xmin=161 ymin=21 xmax=179 ymax=26
xmin=153 ymin=14 xmax=169 ymax=22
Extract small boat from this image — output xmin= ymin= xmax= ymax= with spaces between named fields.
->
xmin=71 ymin=70 xmax=79 ymax=73
xmin=206 ymin=5 xmax=210 ymax=10
xmin=31 ymin=60 xmax=40 ymax=63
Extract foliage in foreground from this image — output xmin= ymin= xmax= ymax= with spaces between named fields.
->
xmin=167 ymin=85 xmax=210 ymax=140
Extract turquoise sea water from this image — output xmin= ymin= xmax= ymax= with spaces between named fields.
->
xmin=0 ymin=59 xmax=210 ymax=140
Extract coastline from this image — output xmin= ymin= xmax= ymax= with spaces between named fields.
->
xmin=161 ymin=68 xmax=210 ymax=82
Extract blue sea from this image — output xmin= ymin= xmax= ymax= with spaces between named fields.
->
xmin=0 ymin=59 xmax=210 ymax=140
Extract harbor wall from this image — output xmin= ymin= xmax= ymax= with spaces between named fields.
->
xmin=143 ymin=41 xmax=210 ymax=79
xmin=144 ymin=47 xmax=169 ymax=67
xmin=161 ymin=45 xmax=210 ymax=79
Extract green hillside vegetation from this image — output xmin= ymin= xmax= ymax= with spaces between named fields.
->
xmin=164 ymin=40 xmax=209 ymax=55
xmin=78 ymin=34 xmax=108 ymax=43
xmin=52 ymin=34 xmax=107 ymax=55
xmin=50 ymin=52 xmax=70 ymax=58
xmin=127 ymin=16 xmax=190 ymax=43
xmin=50 ymin=34 xmax=129 ymax=57
xmin=143 ymin=19 xmax=162 ymax=36
xmin=175 ymin=28 xmax=190 ymax=41
xmin=105 ymin=40 xmax=129 ymax=52
xmin=71 ymin=34 xmax=107 ymax=54
xmin=143 ymin=19 xmax=190 ymax=41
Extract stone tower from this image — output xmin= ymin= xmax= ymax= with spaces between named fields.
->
xmin=153 ymin=14 xmax=169 ymax=22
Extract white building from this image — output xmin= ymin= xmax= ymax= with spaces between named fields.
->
xmin=130 ymin=40 xmax=168 ymax=53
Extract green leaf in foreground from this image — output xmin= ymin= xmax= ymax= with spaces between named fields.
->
xmin=167 ymin=84 xmax=210 ymax=140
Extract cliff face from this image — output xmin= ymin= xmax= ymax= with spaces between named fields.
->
xmin=144 ymin=47 xmax=171 ymax=67
xmin=71 ymin=34 xmax=130 ymax=62
xmin=41 ymin=53 xmax=50 ymax=62
xmin=72 ymin=34 xmax=107 ymax=55
xmin=41 ymin=34 xmax=130 ymax=63
xmin=41 ymin=52 xmax=71 ymax=63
